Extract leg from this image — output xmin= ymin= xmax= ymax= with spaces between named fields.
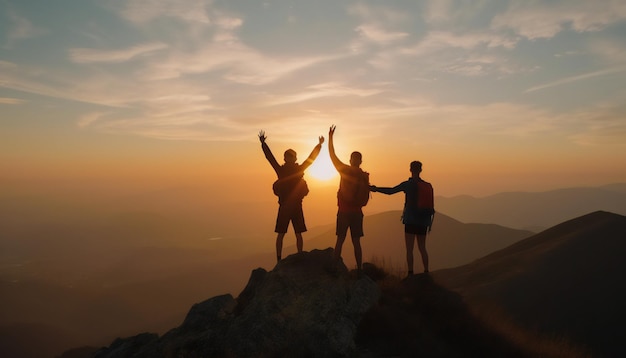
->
xmin=291 ymin=204 xmax=306 ymax=253
xmin=351 ymin=235 xmax=362 ymax=270
xmin=350 ymin=212 xmax=365 ymax=270
xmin=404 ymin=233 xmax=415 ymax=275
xmin=274 ymin=204 xmax=290 ymax=262
xmin=334 ymin=235 xmax=346 ymax=261
xmin=417 ymin=234 xmax=429 ymax=273
xmin=334 ymin=213 xmax=349 ymax=261
xmin=295 ymin=232 xmax=304 ymax=253
xmin=276 ymin=233 xmax=286 ymax=262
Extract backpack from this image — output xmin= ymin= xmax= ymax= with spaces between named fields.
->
xmin=272 ymin=163 xmax=309 ymax=201
xmin=403 ymin=178 xmax=435 ymax=229
xmin=415 ymin=179 xmax=434 ymax=213
xmin=272 ymin=177 xmax=309 ymax=200
xmin=338 ymin=169 xmax=370 ymax=207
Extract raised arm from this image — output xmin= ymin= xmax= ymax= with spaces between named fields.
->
xmin=328 ymin=125 xmax=348 ymax=171
xmin=301 ymin=136 xmax=324 ymax=171
xmin=259 ymin=130 xmax=281 ymax=174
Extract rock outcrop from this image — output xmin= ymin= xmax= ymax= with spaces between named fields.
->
xmin=95 ymin=248 xmax=380 ymax=358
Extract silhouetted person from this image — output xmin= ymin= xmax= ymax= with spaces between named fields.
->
xmin=371 ymin=161 xmax=435 ymax=275
xmin=259 ymin=130 xmax=324 ymax=263
xmin=328 ymin=125 xmax=370 ymax=272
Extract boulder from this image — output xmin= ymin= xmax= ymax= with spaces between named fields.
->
xmin=95 ymin=248 xmax=380 ymax=358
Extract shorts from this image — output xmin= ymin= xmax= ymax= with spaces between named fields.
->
xmin=336 ymin=212 xmax=364 ymax=238
xmin=275 ymin=202 xmax=307 ymax=234
xmin=405 ymin=224 xmax=428 ymax=235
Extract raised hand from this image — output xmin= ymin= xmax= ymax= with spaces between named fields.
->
xmin=318 ymin=136 xmax=325 ymax=145
xmin=258 ymin=130 xmax=267 ymax=143
xmin=329 ymin=125 xmax=336 ymax=137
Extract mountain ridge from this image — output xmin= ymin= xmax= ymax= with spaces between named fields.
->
xmin=435 ymin=210 xmax=626 ymax=358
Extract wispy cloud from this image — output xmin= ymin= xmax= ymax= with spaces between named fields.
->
xmin=405 ymin=31 xmax=517 ymax=55
xmin=348 ymin=3 xmax=409 ymax=25
xmin=348 ymin=2 xmax=411 ymax=47
xmin=566 ymin=101 xmax=626 ymax=145
xmin=492 ymin=0 xmax=626 ymax=39
xmin=77 ymin=112 xmax=108 ymax=128
xmin=4 ymin=8 xmax=47 ymax=48
xmin=0 ymin=97 xmax=25 ymax=105
xmin=69 ymin=42 xmax=168 ymax=64
xmin=355 ymin=24 xmax=409 ymax=45
xmin=424 ymin=0 xmax=454 ymax=25
xmin=524 ymin=66 xmax=626 ymax=93
xmin=118 ymin=0 xmax=212 ymax=24
xmin=267 ymin=82 xmax=383 ymax=106
xmin=589 ymin=38 xmax=626 ymax=64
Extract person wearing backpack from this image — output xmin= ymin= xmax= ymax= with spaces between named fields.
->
xmin=370 ymin=160 xmax=435 ymax=275
xmin=259 ymin=130 xmax=324 ymax=263
xmin=328 ymin=125 xmax=370 ymax=273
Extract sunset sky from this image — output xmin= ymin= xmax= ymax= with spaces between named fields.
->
xmin=2 ymin=0 xmax=625 ymax=205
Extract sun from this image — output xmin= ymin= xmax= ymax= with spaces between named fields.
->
xmin=307 ymin=154 xmax=338 ymax=181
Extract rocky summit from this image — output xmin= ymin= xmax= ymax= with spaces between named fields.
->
xmin=94 ymin=248 xmax=380 ymax=358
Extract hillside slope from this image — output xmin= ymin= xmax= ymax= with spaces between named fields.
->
xmin=436 ymin=211 xmax=626 ymax=358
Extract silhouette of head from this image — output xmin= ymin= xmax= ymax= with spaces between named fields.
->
xmin=350 ymin=151 xmax=362 ymax=167
xmin=284 ymin=149 xmax=297 ymax=163
xmin=410 ymin=160 xmax=422 ymax=174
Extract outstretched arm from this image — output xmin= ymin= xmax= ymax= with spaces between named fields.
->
xmin=259 ymin=130 xmax=280 ymax=173
xmin=370 ymin=183 xmax=405 ymax=195
xmin=301 ymin=136 xmax=324 ymax=171
xmin=328 ymin=125 xmax=348 ymax=171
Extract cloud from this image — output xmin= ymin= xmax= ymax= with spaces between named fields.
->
xmin=4 ymin=8 xmax=47 ymax=48
xmin=524 ymin=66 xmax=626 ymax=93
xmin=348 ymin=2 xmax=411 ymax=47
xmin=106 ymin=4 xmax=332 ymax=85
xmin=424 ymin=0 xmax=454 ymax=24
xmin=571 ymin=122 xmax=626 ymax=146
xmin=377 ymin=30 xmax=520 ymax=76
xmin=406 ymin=31 xmax=517 ymax=54
xmin=0 ymin=61 xmax=143 ymax=108
xmin=77 ymin=112 xmax=109 ymax=128
xmin=348 ymin=3 xmax=409 ymax=25
xmin=69 ymin=42 xmax=168 ymax=64
xmin=492 ymin=0 xmax=626 ymax=39
xmin=221 ymin=54 xmax=335 ymax=86
xmin=355 ymin=24 xmax=409 ymax=45
xmin=118 ymin=0 xmax=212 ymax=24
xmin=137 ymin=36 xmax=335 ymax=84
xmin=566 ymin=101 xmax=626 ymax=145
xmin=423 ymin=0 xmax=493 ymax=27
xmin=266 ymin=82 xmax=383 ymax=106
xmin=0 ymin=97 xmax=25 ymax=105
xmin=88 ymin=113 xmax=251 ymax=141
xmin=589 ymin=38 xmax=626 ymax=64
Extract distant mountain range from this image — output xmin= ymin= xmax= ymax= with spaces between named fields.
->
xmin=435 ymin=210 xmax=626 ymax=358
xmin=435 ymin=183 xmax=626 ymax=231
